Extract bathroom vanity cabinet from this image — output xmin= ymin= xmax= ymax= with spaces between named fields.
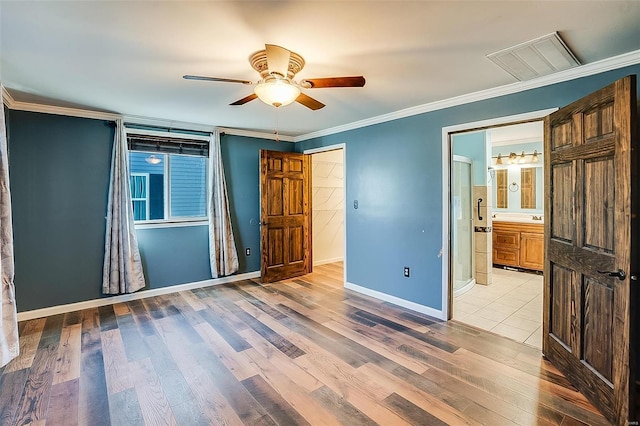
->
xmin=492 ymin=221 xmax=544 ymax=271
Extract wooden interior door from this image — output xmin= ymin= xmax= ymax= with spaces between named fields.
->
xmin=260 ymin=150 xmax=311 ymax=283
xmin=543 ymin=75 xmax=637 ymax=425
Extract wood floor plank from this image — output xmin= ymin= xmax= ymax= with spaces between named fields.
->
xmin=4 ymin=317 xmax=46 ymax=373
xmin=2 ymin=262 xmax=609 ymax=426
xmin=237 ymin=327 xmax=324 ymax=394
xmin=98 ymin=304 xmax=118 ymax=332
xmin=46 ymin=378 xmax=79 ymax=426
xmin=194 ymin=321 xmax=260 ymax=381
xmin=115 ymin=313 xmax=150 ymax=362
xmin=101 ymin=328 xmax=134 ymax=394
xmin=52 ymin=323 xmax=82 ymax=385
xmin=12 ymin=334 xmax=58 ymax=425
xmin=78 ymin=308 xmax=110 ymax=426
xmin=141 ymin=332 xmax=202 ymax=418
xmin=108 ymin=387 xmax=144 ymax=426
xmin=198 ymin=304 xmax=252 ymax=352
xmin=239 ymin=346 xmax=340 ymax=424
xmin=222 ymin=299 xmax=306 ymax=359
xmin=357 ymin=362 xmax=473 ymax=425
xmin=383 ymin=391 xmax=448 ymax=426
xmin=130 ymin=357 xmax=178 ymax=425
xmin=241 ymin=374 xmax=311 ymax=426
xmin=0 ymin=368 xmax=29 ymax=425
xmin=310 ymin=385 xmax=377 ymax=426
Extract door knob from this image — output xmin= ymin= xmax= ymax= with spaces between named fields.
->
xmin=597 ymin=269 xmax=626 ymax=281
xmin=260 ymin=221 xmax=268 ymax=226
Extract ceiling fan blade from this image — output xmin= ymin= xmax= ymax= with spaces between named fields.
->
xmin=183 ymin=75 xmax=252 ymax=85
xmin=295 ymin=93 xmax=325 ymax=110
xmin=301 ymin=76 xmax=366 ymax=88
xmin=265 ymin=44 xmax=291 ymax=77
xmin=230 ymin=93 xmax=258 ymax=106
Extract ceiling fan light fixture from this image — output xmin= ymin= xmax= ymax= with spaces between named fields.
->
xmin=145 ymin=155 xmax=162 ymax=165
xmin=254 ymin=77 xmax=301 ymax=108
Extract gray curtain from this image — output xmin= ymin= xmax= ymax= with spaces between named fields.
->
xmin=0 ymin=87 xmax=18 ymax=367
xmin=102 ymin=120 xmax=146 ymax=294
xmin=208 ymin=130 xmax=239 ymax=278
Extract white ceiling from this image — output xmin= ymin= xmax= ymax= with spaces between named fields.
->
xmin=1 ymin=1 xmax=639 ymax=137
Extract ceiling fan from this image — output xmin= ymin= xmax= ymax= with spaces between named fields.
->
xmin=183 ymin=44 xmax=366 ymax=110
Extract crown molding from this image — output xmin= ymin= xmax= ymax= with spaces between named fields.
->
xmin=2 ymin=86 xmax=16 ymax=108
xmin=294 ymin=49 xmax=640 ymax=142
xmin=217 ymin=127 xmax=296 ymax=143
xmin=5 ymin=96 xmax=121 ymax=121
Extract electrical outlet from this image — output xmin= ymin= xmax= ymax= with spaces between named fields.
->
xmin=245 ymin=248 xmax=251 ymax=256
xmin=404 ymin=267 xmax=410 ymax=277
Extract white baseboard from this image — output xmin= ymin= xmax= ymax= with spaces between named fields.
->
xmin=345 ymin=281 xmax=446 ymax=320
xmin=17 ymin=271 xmax=261 ymax=321
xmin=313 ymin=257 xmax=344 ymax=266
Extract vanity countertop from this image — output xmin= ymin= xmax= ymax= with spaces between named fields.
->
xmin=492 ymin=212 xmax=544 ymax=224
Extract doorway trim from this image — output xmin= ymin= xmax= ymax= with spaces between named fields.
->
xmin=440 ymin=108 xmax=557 ymax=320
xmin=303 ymin=143 xmax=347 ymax=286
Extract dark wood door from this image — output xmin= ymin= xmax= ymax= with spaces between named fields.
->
xmin=543 ymin=75 xmax=637 ymax=425
xmin=260 ymin=150 xmax=311 ymax=283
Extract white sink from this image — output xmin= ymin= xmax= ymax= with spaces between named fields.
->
xmin=492 ymin=213 xmax=544 ymax=224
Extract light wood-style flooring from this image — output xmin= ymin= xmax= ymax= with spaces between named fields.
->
xmin=0 ymin=263 xmax=608 ymax=425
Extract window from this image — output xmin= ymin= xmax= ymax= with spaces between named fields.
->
xmin=128 ymin=133 xmax=208 ymax=223
xmin=130 ymin=173 xmax=150 ymax=220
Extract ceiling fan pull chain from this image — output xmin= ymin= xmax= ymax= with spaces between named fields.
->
xmin=274 ymin=107 xmax=280 ymax=142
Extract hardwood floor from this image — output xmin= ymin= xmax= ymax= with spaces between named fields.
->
xmin=0 ymin=262 xmax=609 ymax=425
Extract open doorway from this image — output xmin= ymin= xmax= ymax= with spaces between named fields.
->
xmin=304 ymin=145 xmax=346 ymax=284
xmin=442 ymin=109 xmax=555 ymax=348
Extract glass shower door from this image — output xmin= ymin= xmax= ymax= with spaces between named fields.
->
xmin=452 ymin=156 xmax=474 ymax=295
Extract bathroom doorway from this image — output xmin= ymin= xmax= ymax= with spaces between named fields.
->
xmin=444 ymin=111 xmax=551 ymax=348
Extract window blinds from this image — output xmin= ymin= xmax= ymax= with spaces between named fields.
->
xmin=126 ymin=134 xmax=209 ymax=157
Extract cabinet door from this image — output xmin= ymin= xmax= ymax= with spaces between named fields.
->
xmin=520 ymin=232 xmax=544 ymax=270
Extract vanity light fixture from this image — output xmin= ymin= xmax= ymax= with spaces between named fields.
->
xmin=492 ymin=150 xmax=541 ymax=166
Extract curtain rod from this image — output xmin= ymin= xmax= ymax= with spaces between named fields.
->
xmin=123 ymin=122 xmax=213 ymax=137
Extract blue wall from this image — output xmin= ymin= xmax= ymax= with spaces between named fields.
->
xmin=452 ymin=131 xmax=487 ymax=186
xmin=6 ymin=111 xmax=295 ymax=311
xmin=7 ymin=111 xmax=114 ymax=312
xmin=297 ymin=65 xmax=640 ymax=311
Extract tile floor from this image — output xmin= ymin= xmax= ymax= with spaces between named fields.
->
xmin=453 ymin=267 xmax=543 ymax=349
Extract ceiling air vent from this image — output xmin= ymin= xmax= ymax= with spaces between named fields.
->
xmin=487 ymin=32 xmax=580 ymax=81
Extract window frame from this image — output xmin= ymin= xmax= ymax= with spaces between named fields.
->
xmin=126 ymin=128 xmax=210 ymax=229
xmin=130 ymin=172 xmax=151 ymax=221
